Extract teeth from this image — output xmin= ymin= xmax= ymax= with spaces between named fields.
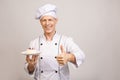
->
xmin=46 ymin=25 xmax=51 ymax=27
xmin=46 ymin=26 xmax=51 ymax=28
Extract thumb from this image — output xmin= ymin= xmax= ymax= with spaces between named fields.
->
xmin=60 ymin=45 xmax=65 ymax=53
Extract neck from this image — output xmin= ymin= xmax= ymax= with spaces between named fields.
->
xmin=44 ymin=31 xmax=56 ymax=41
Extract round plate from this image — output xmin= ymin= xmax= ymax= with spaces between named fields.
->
xmin=21 ymin=50 xmax=40 ymax=55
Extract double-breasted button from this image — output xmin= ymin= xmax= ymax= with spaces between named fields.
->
xmin=40 ymin=43 xmax=43 ymax=46
xmin=55 ymin=70 xmax=58 ymax=73
xmin=40 ymin=57 xmax=43 ymax=59
xmin=41 ymin=70 xmax=43 ymax=73
xmin=55 ymin=43 xmax=57 ymax=45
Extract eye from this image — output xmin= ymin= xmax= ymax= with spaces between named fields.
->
xmin=48 ymin=19 xmax=53 ymax=21
xmin=42 ymin=19 xmax=46 ymax=22
xmin=41 ymin=19 xmax=46 ymax=22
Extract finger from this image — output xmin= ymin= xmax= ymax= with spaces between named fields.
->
xmin=32 ymin=55 xmax=38 ymax=63
xmin=56 ymin=58 xmax=64 ymax=63
xmin=32 ymin=55 xmax=38 ymax=58
xmin=26 ymin=55 xmax=30 ymax=60
xmin=60 ymin=45 xmax=65 ymax=53
xmin=56 ymin=56 xmax=64 ymax=63
xmin=57 ymin=60 xmax=64 ymax=66
xmin=56 ymin=56 xmax=63 ymax=59
xmin=34 ymin=55 xmax=39 ymax=61
xmin=26 ymin=55 xmax=30 ymax=63
xmin=57 ymin=59 xmax=64 ymax=62
xmin=32 ymin=55 xmax=36 ymax=59
xmin=26 ymin=55 xmax=29 ymax=58
xmin=31 ymin=55 xmax=35 ymax=61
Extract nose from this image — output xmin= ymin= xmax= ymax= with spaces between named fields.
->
xmin=46 ymin=20 xmax=49 ymax=25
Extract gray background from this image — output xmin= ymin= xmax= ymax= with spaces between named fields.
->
xmin=0 ymin=0 xmax=120 ymax=80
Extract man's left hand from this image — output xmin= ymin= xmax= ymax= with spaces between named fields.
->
xmin=56 ymin=45 xmax=70 ymax=66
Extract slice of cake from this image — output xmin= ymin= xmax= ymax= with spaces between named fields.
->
xmin=26 ymin=49 xmax=37 ymax=54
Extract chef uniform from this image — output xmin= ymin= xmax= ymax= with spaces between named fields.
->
xmin=24 ymin=4 xmax=85 ymax=80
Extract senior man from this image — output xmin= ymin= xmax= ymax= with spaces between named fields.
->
xmin=24 ymin=4 xmax=85 ymax=80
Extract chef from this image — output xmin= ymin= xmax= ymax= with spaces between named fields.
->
xmin=24 ymin=4 xmax=85 ymax=80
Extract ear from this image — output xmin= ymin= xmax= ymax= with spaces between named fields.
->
xmin=39 ymin=19 xmax=42 ymax=24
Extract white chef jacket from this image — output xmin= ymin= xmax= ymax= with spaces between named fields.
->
xmin=25 ymin=33 xmax=85 ymax=80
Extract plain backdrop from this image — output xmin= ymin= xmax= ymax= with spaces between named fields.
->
xmin=0 ymin=0 xmax=120 ymax=80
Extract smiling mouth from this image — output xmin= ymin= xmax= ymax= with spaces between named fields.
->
xmin=45 ymin=26 xmax=52 ymax=29
xmin=45 ymin=28 xmax=52 ymax=31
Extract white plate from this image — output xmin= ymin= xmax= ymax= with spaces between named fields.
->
xmin=21 ymin=50 xmax=40 ymax=55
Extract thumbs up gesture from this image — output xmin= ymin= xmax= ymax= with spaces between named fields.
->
xmin=56 ymin=45 xmax=70 ymax=66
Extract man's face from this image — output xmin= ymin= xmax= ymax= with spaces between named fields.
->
xmin=40 ymin=16 xmax=57 ymax=34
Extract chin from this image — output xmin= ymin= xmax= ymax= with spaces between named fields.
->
xmin=45 ymin=31 xmax=52 ymax=34
xmin=44 ymin=29 xmax=55 ymax=34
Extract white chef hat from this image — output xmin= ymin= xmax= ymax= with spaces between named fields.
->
xmin=36 ymin=4 xmax=57 ymax=20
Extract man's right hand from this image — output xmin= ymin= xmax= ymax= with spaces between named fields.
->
xmin=26 ymin=55 xmax=39 ymax=74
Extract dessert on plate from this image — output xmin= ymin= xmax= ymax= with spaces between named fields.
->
xmin=22 ymin=49 xmax=40 ymax=55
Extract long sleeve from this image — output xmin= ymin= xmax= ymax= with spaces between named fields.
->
xmin=24 ymin=38 xmax=40 ymax=78
xmin=65 ymin=37 xmax=85 ymax=68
